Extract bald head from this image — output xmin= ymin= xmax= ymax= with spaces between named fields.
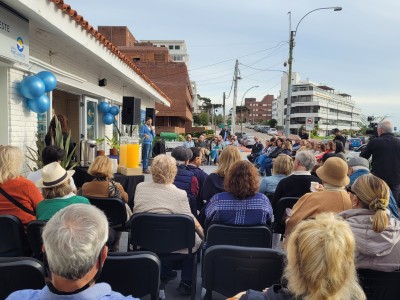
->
xmin=378 ymin=120 xmax=393 ymax=135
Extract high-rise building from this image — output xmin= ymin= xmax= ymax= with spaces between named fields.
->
xmin=243 ymin=95 xmax=274 ymax=124
xmin=273 ymin=73 xmax=361 ymax=135
xmin=143 ymin=40 xmax=189 ymax=68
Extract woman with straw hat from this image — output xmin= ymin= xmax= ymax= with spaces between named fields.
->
xmin=285 ymin=157 xmax=352 ymax=236
xmin=35 ymin=162 xmax=90 ymax=221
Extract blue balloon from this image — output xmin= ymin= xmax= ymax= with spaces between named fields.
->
xmin=26 ymin=94 xmax=50 ymax=113
xmin=98 ymin=101 xmax=110 ymax=114
xmin=19 ymin=76 xmax=45 ymax=99
xmin=36 ymin=71 xmax=57 ymax=92
xmin=102 ymin=113 xmax=114 ymax=125
xmin=109 ymin=106 xmax=119 ymax=116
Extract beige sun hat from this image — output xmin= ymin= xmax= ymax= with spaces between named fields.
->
xmin=316 ymin=157 xmax=350 ymax=187
xmin=35 ymin=162 xmax=75 ymax=188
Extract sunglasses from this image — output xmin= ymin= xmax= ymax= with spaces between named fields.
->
xmin=345 ymin=186 xmax=356 ymax=195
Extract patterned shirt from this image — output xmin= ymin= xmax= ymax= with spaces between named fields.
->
xmin=205 ymin=192 xmax=273 ymax=227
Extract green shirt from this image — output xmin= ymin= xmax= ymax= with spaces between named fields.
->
xmin=36 ymin=194 xmax=90 ymax=221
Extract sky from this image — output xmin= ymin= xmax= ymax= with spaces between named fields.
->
xmin=65 ymin=0 xmax=400 ymax=127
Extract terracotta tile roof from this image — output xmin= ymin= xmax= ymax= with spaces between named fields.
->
xmin=48 ymin=0 xmax=172 ymax=104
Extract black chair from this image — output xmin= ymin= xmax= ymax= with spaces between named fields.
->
xmin=264 ymin=192 xmax=275 ymax=200
xmin=87 ymin=197 xmax=128 ymax=230
xmin=0 ymin=215 xmax=30 ymax=257
xmin=129 ymin=213 xmax=198 ymax=300
xmin=98 ymin=251 xmax=161 ymax=300
xmin=272 ymin=197 xmax=299 ymax=235
xmin=357 ymin=269 xmax=400 ymax=300
xmin=26 ymin=220 xmax=46 ymax=261
xmin=0 ymin=257 xmax=46 ymax=299
xmin=206 ymin=224 xmax=272 ymax=248
xmin=202 ymin=245 xmax=285 ymax=299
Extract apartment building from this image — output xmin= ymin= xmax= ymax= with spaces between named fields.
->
xmin=243 ymin=95 xmax=274 ymax=124
xmin=273 ymin=73 xmax=361 ymax=135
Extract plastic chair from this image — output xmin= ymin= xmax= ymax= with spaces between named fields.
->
xmin=0 ymin=215 xmax=30 ymax=257
xmin=98 ymin=251 xmax=161 ymax=300
xmin=357 ymin=269 xmax=400 ymax=300
xmin=272 ymin=197 xmax=299 ymax=235
xmin=0 ymin=257 xmax=46 ymax=299
xmin=26 ymin=220 xmax=46 ymax=261
xmin=129 ymin=213 xmax=198 ymax=300
xmin=206 ymin=224 xmax=272 ymax=248
xmin=86 ymin=197 xmax=128 ymax=230
xmin=202 ymin=245 xmax=285 ymax=299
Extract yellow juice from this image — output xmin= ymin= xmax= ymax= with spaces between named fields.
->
xmin=127 ymin=144 xmax=140 ymax=168
xmin=119 ymin=144 xmax=127 ymax=167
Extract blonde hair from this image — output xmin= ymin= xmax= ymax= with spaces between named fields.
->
xmin=285 ymin=213 xmax=365 ymax=300
xmin=215 ymin=146 xmax=241 ymax=177
xmin=151 ymin=154 xmax=177 ymax=184
xmin=272 ymin=154 xmax=293 ymax=176
xmin=0 ymin=145 xmax=23 ymax=184
xmin=88 ymin=156 xmax=113 ymax=179
xmin=283 ymin=140 xmax=292 ymax=151
xmin=352 ymin=174 xmax=390 ymax=233
xmin=42 ymin=180 xmax=72 ymax=199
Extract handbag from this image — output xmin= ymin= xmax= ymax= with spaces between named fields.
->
xmin=0 ymin=186 xmax=35 ymax=216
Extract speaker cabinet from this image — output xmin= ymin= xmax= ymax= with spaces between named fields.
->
xmin=145 ymin=107 xmax=156 ymax=124
xmin=122 ymin=97 xmax=141 ymax=125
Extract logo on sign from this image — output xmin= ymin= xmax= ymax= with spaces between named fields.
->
xmin=16 ymin=37 xmax=24 ymax=52
xmin=307 ymin=118 xmax=313 ymax=124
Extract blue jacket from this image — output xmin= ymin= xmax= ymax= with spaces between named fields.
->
xmin=174 ymin=165 xmax=199 ymax=215
xmin=139 ymin=124 xmax=155 ymax=145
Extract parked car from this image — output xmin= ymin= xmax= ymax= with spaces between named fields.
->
xmin=243 ymin=135 xmax=256 ymax=148
xmin=261 ymin=126 xmax=271 ymax=133
xmin=358 ymin=136 xmax=366 ymax=144
xmin=346 ymin=144 xmax=367 ymax=160
xmin=246 ymin=124 xmax=255 ymax=129
xmin=268 ymin=128 xmax=278 ymax=135
xmin=348 ymin=138 xmax=362 ymax=150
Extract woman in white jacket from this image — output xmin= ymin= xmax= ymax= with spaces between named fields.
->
xmin=339 ymin=174 xmax=400 ymax=272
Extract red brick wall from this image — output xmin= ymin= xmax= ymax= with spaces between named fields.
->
xmin=98 ymin=26 xmax=136 ymax=46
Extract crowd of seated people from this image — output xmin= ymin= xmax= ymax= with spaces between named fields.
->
xmin=4 ymin=126 xmax=400 ymax=299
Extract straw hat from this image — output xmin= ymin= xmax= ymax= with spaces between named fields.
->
xmin=36 ymin=162 xmax=75 ymax=188
xmin=316 ymin=157 xmax=350 ymax=186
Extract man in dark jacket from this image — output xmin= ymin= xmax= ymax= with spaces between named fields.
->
xmin=361 ymin=120 xmax=400 ymax=204
xmin=171 ymin=146 xmax=199 ymax=215
xmin=247 ymin=137 xmax=263 ymax=163
xmin=187 ymin=147 xmax=208 ymax=210
xmin=332 ymin=128 xmax=346 ymax=145
xmin=219 ymin=124 xmax=231 ymax=141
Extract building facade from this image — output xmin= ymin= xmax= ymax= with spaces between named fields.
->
xmin=0 ymin=0 xmax=171 ymax=174
xmin=273 ymin=73 xmax=361 ymax=135
xmin=99 ymin=28 xmax=195 ymax=133
xmin=144 ymin=40 xmax=189 ymax=68
xmin=243 ymin=95 xmax=274 ymax=124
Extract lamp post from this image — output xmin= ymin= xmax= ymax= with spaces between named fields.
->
xmin=284 ymin=6 xmax=342 ymax=139
xmin=240 ymin=85 xmax=259 ymax=133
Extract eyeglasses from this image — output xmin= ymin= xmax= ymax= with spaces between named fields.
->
xmin=346 ymin=186 xmax=356 ymax=195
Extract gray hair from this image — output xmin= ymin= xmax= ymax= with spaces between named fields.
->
xmin=295 ymin=150 xmax=317 ymax=171
xmin=378 ymin=119 xmax=393 ymax=134
xmin=42 ymin=204 xmax=108 ymax=280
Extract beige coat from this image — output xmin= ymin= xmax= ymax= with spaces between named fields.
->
xmin=285 ymin=190 xmax=352 ymax=236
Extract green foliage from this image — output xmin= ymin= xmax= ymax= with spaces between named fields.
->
xmin=25 ymin=133 xmax=46 ymax=172
xmin=194 ymin=112 xmax=209 ymax=126
xmin=268 ymin=119 xmax=278 ymax=128
xmin=54 ymin=118 xmax=78 ymax=170
xmin=311 ymin=124 xmax=319 ymax=138
xmin=105 ymin=136 xmax=120 ymax=149
xmin=261 ymin=120 xmax=270 ymax=125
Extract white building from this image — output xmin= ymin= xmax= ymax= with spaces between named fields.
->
xmin=143 ymin=40 xmax=189 ymax=68
xmin=0 ymin=0 xmax=171 ymax=174
xmin=273 ymin=73 xmax=361 ymax=136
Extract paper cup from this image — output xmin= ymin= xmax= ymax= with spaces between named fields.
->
xmin=310 ymin=181 xmax=319 ymax=192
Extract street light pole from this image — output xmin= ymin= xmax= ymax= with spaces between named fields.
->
xmin=284 ymin=6 xmax=342 ymax=139
xmin=240 ymin=85 xmax=259 ymax=133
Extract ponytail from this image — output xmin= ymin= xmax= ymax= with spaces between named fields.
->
xmin=370 ymin=198 xmax=389 ymax=233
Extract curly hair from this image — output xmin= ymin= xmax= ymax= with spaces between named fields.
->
xmin=151 ymin=154 xmax=177 ymax=184
xmin=224 ymin=160 xmax=260 ymax=199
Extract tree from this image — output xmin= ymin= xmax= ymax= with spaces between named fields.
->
xmin=197 ymin=112 xmax=209 ymax=126
xmin=267 ymin=118 xmax=277 ymax=128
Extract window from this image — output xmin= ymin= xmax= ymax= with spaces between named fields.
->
xmin=160 ymin=45 xmax=165 ymax=47
xmin=132 ymin=57 xmax=140 ymax=62
xmin=168 ymin=45 xmax=173 ymax=50
xmin=175 ymin=45 xmax=180 ymax=50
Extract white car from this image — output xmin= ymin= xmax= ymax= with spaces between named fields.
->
xmin=243 ymin=135 xmax=256 ymax=148
xmin=267 ymin=128 xmax=278 ymax=135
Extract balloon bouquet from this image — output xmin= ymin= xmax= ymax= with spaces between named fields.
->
xmin=97 ymin=101 xmax=119 ymax=125
xmin=19 ymin=71 xmax=57 ymax=113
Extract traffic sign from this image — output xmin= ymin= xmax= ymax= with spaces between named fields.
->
xmin=306 ymin=117 xmax=314 ymax=130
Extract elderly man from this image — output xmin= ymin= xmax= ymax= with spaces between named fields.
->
xmin=195 ymin=135 xmax=210 ymax=163
xmin=361 ymin=119 xmax=400 ymax=204
xmin=183 ymin=134 xmax=195 ymax=148
xmin=7 ymin=204 xmax=137 ymax=299
xmin=272 ymin=151 xmax=320 ymax=209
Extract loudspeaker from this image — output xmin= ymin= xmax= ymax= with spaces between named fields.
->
xmin=146 ymin=107 xmax=155 ymax=124
xmin=122 ymin=97 xmax=141 ymax=125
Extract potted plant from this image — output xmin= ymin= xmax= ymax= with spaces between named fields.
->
xmin=95 ymin=138 xmax=105 ymax=156
xmin=105 ymin=136 xmax=119 ymax=156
